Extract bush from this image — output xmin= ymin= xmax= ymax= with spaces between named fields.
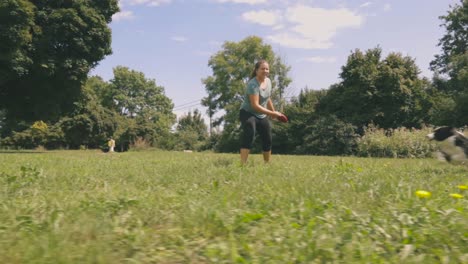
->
xmin=356 ymin=125 xmax=438 ymax=158
xmin=0 ymin=121 xmax=65 ymax=149
xmin=129 ymin=137 xmax=152 ymax=151
xmin=214 ymin=125 xmax=242 ymax=153
xmin=296 ymin=115 xmax=359 ymax=156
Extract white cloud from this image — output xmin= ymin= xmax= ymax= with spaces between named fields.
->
xmin=298 ymin=56 xmax=337 ymax=63
xmin=268 ymin=33 xmax=332 ymax=49
xmin=172 ymin=36 xmax=188 ymax=42
xmin=118 ymin=0 xmax=124 ymax=9
xmin=114 ymin=0 xmax=170 ymax=22
xmin=272 ymin=24 xmax=285 ymax=30
xmin=244 ymin=5 xmax=364 ymax=49
xmin=114 ymin=0 xmax=171 ymax=22
xmin=125 ymin=0 xmax=172 ymax=6
xmin=360 ymin=2 xmax=372 ymax=8
xmin=208 ymin=40 xmax=223 ymax=46
xmin=383 ymin=3 xmax=391 ymax=12
xmin=215 ymin=0 xmax=267 ymax=4
xmin=148 ymin=0 xmax=171 ymax=6
xmin=195 ymin=50 xmax=213 ymax=57
xmin=112 ymin=10 xmax=135 ymax=21
xmin=242 ymin=10 xmax=281 ymax=26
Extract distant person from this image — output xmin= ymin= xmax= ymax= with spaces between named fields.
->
xmin=239 ymin=59 xmax=286 ymax=165
xmin=108 ymin=138 xmax=115 ymax=152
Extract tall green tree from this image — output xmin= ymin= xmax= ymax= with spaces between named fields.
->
xmin=174 ymin=109 xmax=208 ymax=150
xmin=318 ymin=47 xmax=432 ymax=129
xmin=0 ymin=0 xmax=35 ymax=84
xmin=0 ymin=0 xmax=119 ymax=132
xmin=272 ymin=88 xmax=324 ymax=154
xmin=108 ymin=66 xmax=174 ymax=121
xmin=297 ymin=114 xmax=359 ymax=156
xmin=176 ymin=109 xmax=208 ymax=141
xmin=107 ymin=66 xmax=175 ymax=146
xmin=430 ymin=0 xmax=467 ymax=80
xmin=430 ymin=0 xmax=468 ymax=125
xmin=59 ymin=76 xmax=120 ymax=149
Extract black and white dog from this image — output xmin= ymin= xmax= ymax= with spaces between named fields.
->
xmin=427 ymin=126 xmax=468 ymax=162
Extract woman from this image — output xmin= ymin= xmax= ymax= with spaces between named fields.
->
xmin=239 ymin=59 xmax=285 ymax=165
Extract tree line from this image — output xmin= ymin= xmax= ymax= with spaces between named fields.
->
xmin=0 ymin=0 xmax=466 ymax=155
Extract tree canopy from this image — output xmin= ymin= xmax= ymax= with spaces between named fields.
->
xmin=0 ymin=0 xmax=119 ymax=130
xmin=318 ymin=47 xmax=432 ymax=129
xmin=173 ymin=109 xmax=208 ymax=151
xmin=430 ymin=0 xmax=468 ymax=126
xmin=430 ymin=0 xmax=468 ymax=78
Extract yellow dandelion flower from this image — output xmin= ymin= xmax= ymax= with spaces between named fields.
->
xmin=449 ymin=193 xmax=463 ymax=199
xmin=415 ymin=190 xmax=431 ymax=198
xmin=457 ymin=185 xmax=468 ymax=190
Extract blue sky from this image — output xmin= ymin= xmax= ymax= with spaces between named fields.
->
xmin=91 ymin=0 xmax=458 ymax=119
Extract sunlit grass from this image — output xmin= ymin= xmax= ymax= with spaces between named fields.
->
xmin=0 ymin=150 xmax=467 ymax=263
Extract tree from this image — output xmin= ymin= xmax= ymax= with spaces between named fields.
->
xmin=59 ymin=76 xmax=120 ymax=149
xmin=174 ymin=109 xmax=209 ymax=151
xmin=430 ymin=0 xmax=467 ymax=80
xmin=0 ymin=0 xmax=35 ymax=84
xmin=272 ymin=88 xmax=325 ymax=154
xmin=0 ymin=0 xmax=119 ymax=132
xmin=107 ymin=66 xmax=176 ymax=147
xmin=430 ymin=0 xmax=468 ymax=125
xmin=271 ymin=56 xmax=292 ymax=109
xmin=318 ymin=47 xmax=432 ymax=129
xmin=202 ymin=36 xmax=291 ymax=153
xmin=177 ymin=109 xmax=208 ymax=140
xmin=373 ymin=53 xmax=432 ymax=128
xmin=298 ymin=115 xmax=359 ymax=156
xmin=25 ymin=69 xmax=176 ymax=151
xmin=108 ymin=67 xmax=173 ymax=118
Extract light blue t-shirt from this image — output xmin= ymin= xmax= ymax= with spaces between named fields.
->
xmin=240 ymin=77 xmax=272 ymax=119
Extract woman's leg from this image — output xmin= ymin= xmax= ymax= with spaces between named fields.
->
xmin=239 ymin=110 xmax=257 ymax=165
xmin=240 ymin=148 xmax=250 ymax=164
xmin=257 ymin=117 xmax=272 ymax=163
xmin=262 ymin=150 xmax=271 ymax=163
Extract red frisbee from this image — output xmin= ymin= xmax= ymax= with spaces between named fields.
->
xmin=277 ymin=114 xmax=288 ymax=123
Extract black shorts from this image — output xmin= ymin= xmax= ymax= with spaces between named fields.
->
xmin=239 ymin=109 xmax=272 ymax=151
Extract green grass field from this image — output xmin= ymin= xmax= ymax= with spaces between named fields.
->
xmin=0 ymin=150 xmax=467 ymax=263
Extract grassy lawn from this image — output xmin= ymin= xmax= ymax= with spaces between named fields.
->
xmin=0 ymin=150 xmax=467 ymax=263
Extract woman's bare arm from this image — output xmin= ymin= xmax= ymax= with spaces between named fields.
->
xmin=249 ymin=94 xmax=280 ymax=117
